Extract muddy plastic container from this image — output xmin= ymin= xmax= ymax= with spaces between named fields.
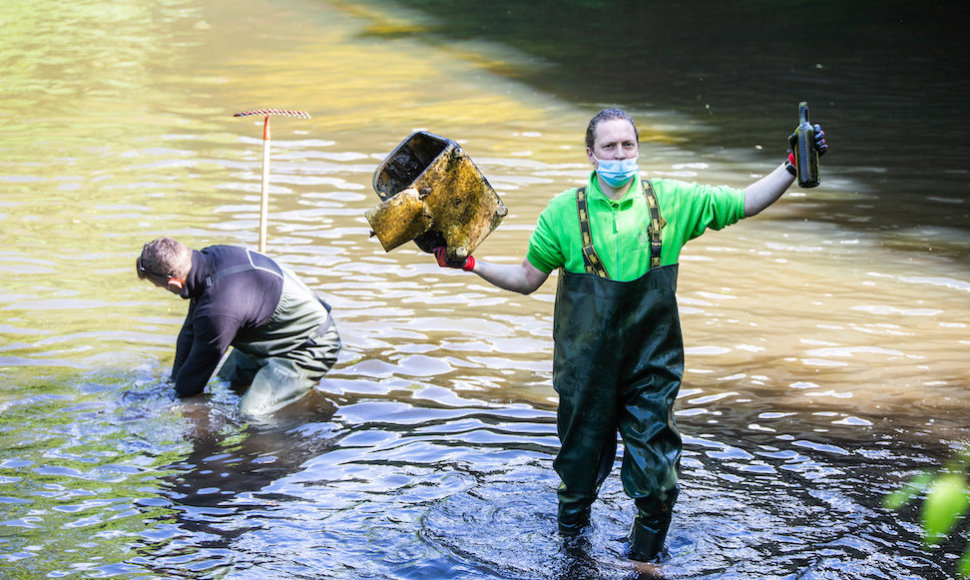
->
xmin=367 ymin=131 xmax=508 ymax=261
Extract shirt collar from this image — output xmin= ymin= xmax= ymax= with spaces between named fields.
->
xmin=586 ymin=171 xmax=642 ymax=207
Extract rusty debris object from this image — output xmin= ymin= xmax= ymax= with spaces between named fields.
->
xmin=367 ymin=131 xmax=508 ymax=261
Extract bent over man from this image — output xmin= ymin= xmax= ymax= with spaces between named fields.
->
xmin=137 ymin=237 xmax=340 ymax=415
xmin=433 ymin=107 xmax=827 ymax=561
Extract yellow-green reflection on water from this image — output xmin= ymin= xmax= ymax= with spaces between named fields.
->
xmin=1 ymin=0 xmax=968 ymax=434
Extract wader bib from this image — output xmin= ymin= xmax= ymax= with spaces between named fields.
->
xmin=553 ymin=181 xmax=683 ymax=560
xmin=217 ymin=268 xmax=340 ymax=415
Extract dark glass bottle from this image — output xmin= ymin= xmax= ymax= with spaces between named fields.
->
xmin=793 ymin=101 xmax=820 ymax=188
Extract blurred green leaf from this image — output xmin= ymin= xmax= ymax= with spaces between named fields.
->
xmin=883 ymin=471 xmax=934 ymax=510
xmin=922 ymin=473 xmax=970 ymax=545
xmin=961 ymin=545 xmax=970 ymax=577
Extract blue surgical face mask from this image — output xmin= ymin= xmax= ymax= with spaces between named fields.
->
xmin=593 ymin=155 xmax=639 ymax=188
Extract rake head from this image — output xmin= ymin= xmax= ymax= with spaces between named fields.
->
xmin=234 ymin=109 xmax=311 ymax=119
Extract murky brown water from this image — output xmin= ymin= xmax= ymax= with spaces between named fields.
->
xmin=1 ymin=0 xmax=968 ymax=577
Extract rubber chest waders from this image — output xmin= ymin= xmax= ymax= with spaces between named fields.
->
xmin=553 ymin=180 xmax=683 ymax=561
xmin=211 ymin=254 xmax=340 ymax=415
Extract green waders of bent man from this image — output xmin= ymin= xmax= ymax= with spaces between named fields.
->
xmin=431 ymin=107 xmax=828 ymax=561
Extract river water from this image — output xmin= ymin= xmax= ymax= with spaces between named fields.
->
xmin=1 ymin=0 xmax=968 ymax=578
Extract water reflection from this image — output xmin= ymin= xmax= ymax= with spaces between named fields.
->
xmin=1 ymin=365 xmax=963 ymax=578
xmin=1 ymin=0 xmax=968 ymax=577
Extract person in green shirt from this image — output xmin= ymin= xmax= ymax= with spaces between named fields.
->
xmin=433 ymin=107 xmax=827 ymax=561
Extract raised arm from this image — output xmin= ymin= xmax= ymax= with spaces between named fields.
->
xmin=743 ymin=163 xmax=796 ymax=217
xmin=744 ymin=123 xmax=828 ymax=217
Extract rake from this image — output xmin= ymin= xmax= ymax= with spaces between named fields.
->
xmin=234 ymin=108 xmax=312 ymax=253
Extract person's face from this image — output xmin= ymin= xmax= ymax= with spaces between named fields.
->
xmin=587 ymin=118 xmax=638 ymax=166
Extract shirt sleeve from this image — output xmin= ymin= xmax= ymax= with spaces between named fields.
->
xmin=172 ymin=300 xmax=240 ymax=398
xmin=661 ymin=179 xmax=746 ymax=242
xmin=526 ymin=190 xmax=574 ymax=274
xmin=171 ymin=307 xmax=194 ymax=381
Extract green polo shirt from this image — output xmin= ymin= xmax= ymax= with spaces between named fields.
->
xmin=526 ymin=173 xmax=746 ymax=281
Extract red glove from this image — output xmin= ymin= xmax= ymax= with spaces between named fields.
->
xmin=433 ymin=247 xmax=475 ymax=271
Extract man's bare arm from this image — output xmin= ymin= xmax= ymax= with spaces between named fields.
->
xmin=469 ymin=257 xmax=549 ymax=295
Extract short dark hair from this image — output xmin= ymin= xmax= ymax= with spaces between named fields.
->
xmin=137 ymin=237 xmax=187 ymax=279
xmin=585 ymin=108 xmax=639 ymax=150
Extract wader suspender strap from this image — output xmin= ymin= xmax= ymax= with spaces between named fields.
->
xmin=576 ymin=181 xmax=664 ymax=279
xmin=643 ymin=180 xmax=665 ymax=270
xmin=576 ymin=186 xmax=610 ymax=278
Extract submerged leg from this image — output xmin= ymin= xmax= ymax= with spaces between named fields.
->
xmin=619 ymin=362 xmax=683 ymax=561
xmin=555 ymin=434 xmax=616 ymax=534
xmin=239 ymin=357 xmax=312 ymax=416
xmin=237 ymin=323 xmax=340 ymax=416
xmin=554 ymin=373 xmax=620 ymax=534
xmin=629 ymin=493 xmax=677 ymax=561
xmin=216 ymin=348 xmax=260 ymax=388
